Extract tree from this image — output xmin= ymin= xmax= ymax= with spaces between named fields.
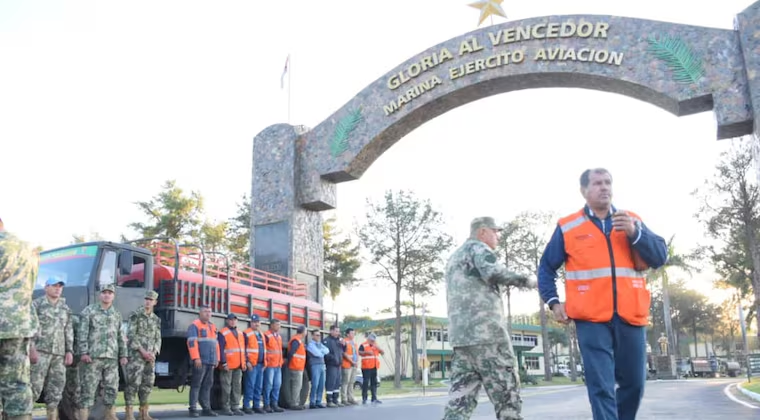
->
xmin=693 ymin=137 xmax=760 ymax=338
xmin=358 ymin=190 xmax=453 ymax=388
xmin=493 ymin=220 xmax=522 ymax=335
xmin=323 ymin=217 xmax=361 ymax=298
xmin=198 ymin=220 xmax=229 ymax=254
xmin=71 ymin=231 xmax=104 ymax=244
xmin=226 ymin=194 xmax=251 ymax=264
xmin=129 ymin=180 xmax=204 ymax=242
xmin=503 ymin=210 xmax=557 ymax=381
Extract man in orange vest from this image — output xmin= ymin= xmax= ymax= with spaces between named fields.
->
xmin=262 ymin=319 xmax=285 ymax=413
xmin=285 ymin=325 xmax=307 ymax=410
xmin=242 ymin=314 xmax=266 ymax=414
xmin=358 ymin=333 xmax=384 ymax=405
xmin=186 ymin=306 xmax=220 ymax=418
xmin=538 ymin=168 xmax=667 ymax=420
xmin=217 ymin=313 xmax=246 ymax=415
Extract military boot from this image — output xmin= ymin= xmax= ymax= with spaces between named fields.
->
xmin=104 ymin=406 xmax=118 ymax=420
xmin=139 ymin=404 xmax=155 ymax=420
xmin=46 ymin=406 xmax=59 ymax=420
xmin=77 ymin=408 xmax=89 ymax=420
xmin=124 ymin=405 xmax=135 ymax=420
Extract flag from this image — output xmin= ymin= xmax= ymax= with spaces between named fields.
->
xmin=280 ymin=55 xmax=290 ymax=89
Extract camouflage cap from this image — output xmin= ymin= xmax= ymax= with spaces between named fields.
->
xmin=144 ymin=290 xmax=158 ymax=300
xmin=100 ymin=284 xmax=116 ymax=293
xmin=470 ymin=217 xmax=502 ymax=232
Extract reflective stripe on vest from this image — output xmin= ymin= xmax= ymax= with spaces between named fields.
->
xmin=221 ymin=327 xmax=245 ymax=370
xmin=341 ymin=340 xmax=355 ymax=369
xmin=264 ymin=331 xmax=283 ymax=367
xmin=560 ymin=209 xmax=650 ymax=326
xmin=288 ymin=335 xmax=306 ymax=371
xmin=360 ymin=341 xmax=379 ymax=370
xmin=244 ymin=329 xmax=265 ymax=366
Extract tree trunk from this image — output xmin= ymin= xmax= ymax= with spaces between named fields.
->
xmin=539 ymin=298 xmax=552 ymax=381
xmin=662 ymin=273 xmax=677 ymax=356
xmin=410 ymin=301 xmax=420 ymax=383
xmin=692 ymin=318 xmax=698 ymax=358
xmin=394 ymin=283 xmax=402 ymax=388
xmin=568 ymin=324 xmax=578 ymax=382
xmin=506 ymin=287 xmax=513 ymax=337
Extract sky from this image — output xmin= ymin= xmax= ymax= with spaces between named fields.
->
xmin=1 ymin=0 xmax=756 ymax=320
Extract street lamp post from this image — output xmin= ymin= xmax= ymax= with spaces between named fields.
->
xmin=421 ymin=304 xmax=429 ymax=386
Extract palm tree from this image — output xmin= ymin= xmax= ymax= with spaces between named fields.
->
xmin=649 ymin=235 xmax=697 ymax=357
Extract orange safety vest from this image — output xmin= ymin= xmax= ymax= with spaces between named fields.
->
xmin=559 ymin=208 xmax=650 ymax=326
xmin=264 ymin=330 xmax=283 ymax=367
xmin=341 ymin=340 xmax=356 ymax=369
xmin=359 ymin=341 xmax=380 ymax=370
xmin=243 ymin=328 xmax=267 ymax=367
xmin=187 ymin=319 xmax=219 ymax=362
xmin=287 ymin=334 xmax=306 ymax=371
xmin=220 ymin=327 xmax=245 ymax=370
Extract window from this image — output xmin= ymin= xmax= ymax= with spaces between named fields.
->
xmin=99 ymin=250 xmax=117 ymax=287
xmin=522 ymin=335 xmax=538 ymax=347
xmin=426 ymin=330 xmax=449 ymax=342
xmin=36 ymin=245 xmax=99 ymax=289
xmin=119 ymin=254 xmax=148 ymax=288
xmin=525 ymin=356 xmax=540 ymax=370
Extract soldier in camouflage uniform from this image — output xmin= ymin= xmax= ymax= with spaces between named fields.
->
xmin=30 ymin=277 xmax=74 ymax=420
xmin=77 ymin=284 xmax=127 ymax=420
xmin=442 ymin=217 xmax=535 ymax=420
xmin=0 ymin=219 xmax=39 ymax=420
xmin=124 ymin=290 xmax=161 ymax=420
xmin=62 ymin=313 xmax=81 ymax=417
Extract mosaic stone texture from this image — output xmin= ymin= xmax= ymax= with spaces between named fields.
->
xmin=251 ymin=6 xmax=760 ymax=282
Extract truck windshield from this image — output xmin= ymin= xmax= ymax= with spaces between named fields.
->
xmin=36 ymin=245 xmax=99 ymax=289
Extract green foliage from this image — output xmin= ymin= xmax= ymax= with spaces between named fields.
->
xmin=323 ymin=216 xmax=361 ymax=298
xmin=358 ymin=189 xmax=453 ymax=388
xmin=128 ymin=179 xmax=205 ymax=241
xmin=647 ymin=34 xmax=704 ymax=84
xmin=692 ymin=138 xmax=760 ymax=328
xmin=226 ymin=194 xmax=251 ymax=264
xmin=329 ymin=108 xmax=363 ymax=158
xmin=71 ymin=231 xmax=104 ymax=244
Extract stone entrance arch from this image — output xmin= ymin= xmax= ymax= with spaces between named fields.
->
xmin=250 ymin=4 xmax=760 ymax=302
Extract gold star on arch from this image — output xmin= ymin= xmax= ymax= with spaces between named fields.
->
xmin=468 ymin=0 xmax=507 ymax=26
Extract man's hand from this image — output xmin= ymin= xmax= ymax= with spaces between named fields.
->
xmin=140 ymin=349 xmax=155 ymax=362
xmin=551 ymin=303 xmax=570 ymax=325
xmin=221 ymin=363 xmax=228 ymax=371
xmin=247 ymin=362 xmax=253 ymax=371
xmin=81 ymin=354 xmax=92 ymax=364
xmin=119 ymin=357 xmax=128 ymax=366
xmin=29 ymin=346 xmax=39 ymax=364
xmin=194 ymin=358 xmax=202 ymax=369
xmin=612 ymin=211 xmax=637 ymax=238
xmin=64 ymin=352 xmax=73 ymax=366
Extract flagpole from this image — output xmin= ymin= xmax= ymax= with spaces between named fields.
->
xmin=288 ymin=55 xmax=292 ymax=124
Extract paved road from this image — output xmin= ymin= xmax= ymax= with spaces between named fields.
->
xmin=49 ymin=378 xmax=760 ymax=420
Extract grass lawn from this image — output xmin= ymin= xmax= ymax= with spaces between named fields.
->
xmin=741 ymin=381 xmax=760 ymax=394
xmin=378 ymin=379 xmax=446 ymax=395
xmin=34 ymin=389 xmax=189 ymax=409
xmin=524 ymin=375 xmax=580 ymax=387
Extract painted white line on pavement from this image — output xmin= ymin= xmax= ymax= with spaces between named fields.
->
xmin=723 ymin=383 xmax=760 ymax=409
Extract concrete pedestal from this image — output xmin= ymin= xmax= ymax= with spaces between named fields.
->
xmin=655 ymin=355 xmax=677 ymax=380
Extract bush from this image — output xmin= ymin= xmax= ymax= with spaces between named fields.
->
xmin=519 ymin=369 xmax=538 ymax=385
xmin=552 ymin=371 xmax=565 ymax=378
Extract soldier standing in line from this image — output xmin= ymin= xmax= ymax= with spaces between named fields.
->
xmin=30 ymin=277 xmax=74 ymax=420
xmin=0 ymin=218 xmax=39 ymax=420
xmin=442 ymin=217 xmax=535 ymax=420
xmin=124 ymin=290 xmax=161 ymax=420
xmin=61 ymin=313 xmax=81 ymax=419
xmin=77 ymin=284 xmax=128 ymax=420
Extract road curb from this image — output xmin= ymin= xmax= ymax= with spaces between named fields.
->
xmin=738 ymin=382 xmax=760 ymax=403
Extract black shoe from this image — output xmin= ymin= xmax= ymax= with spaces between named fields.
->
xmin=309 ymin=404 xmax=316 ymax=409
xmin=220 ymin=409 xmax=234 ymax=416
xmin=273 ymin=405 xmax=284 ymax=413
xmin=242 ymin=408 xmax=253 ymax=414
xmin=290 ymin=405 xmax=304 ymax=410
xmin=253 ymin=407 xmax=266 ymax=414
xmin=202 ymin=409 xmax=219 ymax=417
xmin=232 ymin=408 xmax=245 ymax=416
xmin=372 ymin=400 xmax=382 ymax=404
xmin=264 ymin=405 xmax=273 ymax=413
xmin=316 ymin=404 xmax=326 ymax=408
xmin=189 ymin=410 xmax=200 ymax=418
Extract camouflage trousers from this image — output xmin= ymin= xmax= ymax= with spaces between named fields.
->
xmin=30 ymin=352 xmax=66 ymax=409
xmin=0 ymin=339 xmax=33 ymax=417
xmin=79 ymin=358 xmax=119 ymax=408
xmin=63 ymin=359 xmax=81 ymax=410
xmin=442 ymin=343 xmax=523 ymax=420
xmin=124 ymin=355 xmax=155 ymax=406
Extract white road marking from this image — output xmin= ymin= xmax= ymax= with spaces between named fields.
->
xmin=723 ymin=382 xmax=760 ymax=409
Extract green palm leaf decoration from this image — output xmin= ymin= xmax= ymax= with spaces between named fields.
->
xmin=329 ymin=107 xmax=363 ymax=158
xmin=646 ymin=34 xmax=704 ymax=85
